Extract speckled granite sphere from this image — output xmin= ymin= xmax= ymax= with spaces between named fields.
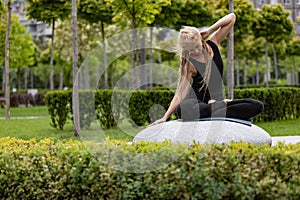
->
xmin=133 ymin=120 xmax=272 ymax=146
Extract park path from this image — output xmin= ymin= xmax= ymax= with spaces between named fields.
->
xmin=272 ymin=136 xmax=300 ymax=146
xmin=0 ymin=116 xmax=43 ymax=120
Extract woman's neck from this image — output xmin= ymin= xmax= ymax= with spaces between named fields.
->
xmin=189 ymin=43 xmax=213 ymax=62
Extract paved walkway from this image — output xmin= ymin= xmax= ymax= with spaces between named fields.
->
xmin=0 ymin=116 xmax=43 ymax=120
xmin=271 ymin=136 xmax=300 ymax=146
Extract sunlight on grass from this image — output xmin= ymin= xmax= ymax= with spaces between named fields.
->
xmin=0 ymin=106 xmax=140 ymax=141
xmin=255 ymin=118 xmax=300 ymax=136
xmin=1 ymin=106 xmax=300 ymax=141
xmin=0 ymin=106 xmax=48 ymax=117
xmin=0 ymin=117 xmax=76 ymax=140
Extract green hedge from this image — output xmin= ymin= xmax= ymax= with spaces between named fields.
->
xmin=0 ymin=137 xmax=299 ymax=199
xmin=44 ymin=90 xmax=174 ymax=130
xmin=44 ymin=87 xmax=300 ymax=130
xmin=44 ymin=90 xmax=72 ymax=130
xmin=234 ymin=87 xmax=300 ymax=122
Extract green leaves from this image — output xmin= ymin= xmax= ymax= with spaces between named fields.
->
xmin=78 ymin=0 xmax=113 ymax=24
xmin=252 ymin=4 xmax=294 ymax=41
xmin=0 ymin=14 xmax=35 ymax=68
xmin=106 ymin=0 xmax=171 ymax=28
xmin=44 ymin=87 xmax=300 ymax=130
xmin=1 ymin=137 xmax=300 ymax=199
xmin=154 ymin=0 xmax=215 ymax=30
xmin=216 ymin=0 xmax=256 ymax=40
xmin=24 ymin=0 xmax=71 ymax=24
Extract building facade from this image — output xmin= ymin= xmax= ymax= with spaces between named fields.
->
xmin=249 ymin=0 xmax=300 ymax=35
xmin=11 ymin=0 xmax=52 ymax=40
xmin=9 ymin=0 xmax=300 ymax=37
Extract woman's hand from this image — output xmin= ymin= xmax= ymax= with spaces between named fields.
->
xmin=223 ymin=99 xmax=233 ymax=104
xmin=200 ymin=29 xmax=211 ymax=40
xmin=208 ymin=99 xmax=216 ymax=104
xmin=208 ymin=99 xmax=232 ymax=105
xmin=147 ymin=118 xmax=166 ymax=127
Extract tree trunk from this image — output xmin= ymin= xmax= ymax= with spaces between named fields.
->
xmin=243 ymin=57 xmax=247 ymax=85
xmin=284 ymin=59 xmax=289 ymax=84
xmin=297 ymin=64 xmax=300 ymax=84
xmin=72 ymin=0 xmax=80 ymax=136
xmin=17 ymin=68 xmax=21 ymax=93
xmin=50 ymin=18 xmax=55 ymax=91
xmin=30 ymin=67 xmax=34 ymax=88
xmin=84 ymin=57 xmax=89 ymax=89
xmin=140 ymin=30 xmax=146 ymax=89
xmin=2 ymin=69 xmax=5 ymax=91
xmin=59 ymin=66 xmax=63 ymax=90
xmin=5 ymin=1 xmax=12 ymax=120
xmin=131 ymin=19 xmax=137 ymax=89
xmin=227 ymin=0 xmax=234 ymax=99
xmin=101 ymin=22 xmax=108 ymax=89
xmin=110 ymin=64 xmax=114 ymax=87
xmin=292 ymin=56 xmax=295 ymax=85
xmin=149 ymin=27 xmax=153 ymax=90
xmin=24 ymin=67 xmax=28 ymax=91
xmin=272 ymin=44 xmax=278 ymax=85
xmin=265 ymin=40 xmax=269 ymax=87
xmin=236 ymin=57 xmax=240 ymax=87
xmin=256 ymin=59 xmax=260 ymax=86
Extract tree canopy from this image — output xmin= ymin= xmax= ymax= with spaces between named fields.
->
xmin=252 ymin=4 xmax=294 ymax=41
xmin=0 ymin=14 xmax=34 ymax=69
xmin=78 ymin=0 xmax=112 ymax=24
xmin=106 ymin=0 xmax=171 ymax=28
xmin=24 ymin=0 xmax=71 ymax=23
xmin=216 ymin=0 xmax=256 ymax=43
xmin=153 ymin=0 xmax=215 ymax=30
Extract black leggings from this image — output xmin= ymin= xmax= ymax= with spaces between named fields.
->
xmin=176 ymin=98 xmax=264 ymax=121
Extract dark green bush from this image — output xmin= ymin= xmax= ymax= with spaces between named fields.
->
xmin=34 ymin=92 xmax=46 ymax=106
xmin=44 ymin=90 xmax=72 ymax=130
xmin=234 ymin=87 xmax=300 ymax=122
xmin=0 ymin=137 xmax=299 ymax=199
xmin=44 ymin=87 xmax=300 ymax=130
xmin=70 ymin=90 xmax=97 ymax=128
xmin=95 ymin=90 xmax=120 ymax=129
xmin=129 ymin=90 xmax=174 ymax=126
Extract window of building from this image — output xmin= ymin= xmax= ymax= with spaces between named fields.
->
xmin=259 ymin=0 xmax=265 ymax=5
xmin=296 ymin=24 xmax=300 ymax=34
xmin=29 ymin=25 xmax=37 ymax=33
xmin=270 ymin=0 xmax=278 ymax=4
xmin=297 ymin=0 xmax=300 ymax=5
xmin=283 ymin=0 xmax=291 ymax=5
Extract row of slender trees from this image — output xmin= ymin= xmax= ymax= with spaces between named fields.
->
xmin=1 ymin=0 xmax=300 ymax=135
xmin=1 ymin=0 xmax=299 ymax=91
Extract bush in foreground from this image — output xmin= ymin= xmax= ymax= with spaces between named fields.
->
xmin=0 ymin=137 xmax=299 ymax=199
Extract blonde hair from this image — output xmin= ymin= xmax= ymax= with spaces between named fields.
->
xmin=176 ymin=26 xmax=212 ymax=101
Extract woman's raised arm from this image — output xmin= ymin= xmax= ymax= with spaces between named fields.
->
xmin=201 ymin=13 xmax=236 ymax=45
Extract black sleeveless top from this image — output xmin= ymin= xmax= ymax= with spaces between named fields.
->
xmin=187 ymin=40 xmax=224 ymax=103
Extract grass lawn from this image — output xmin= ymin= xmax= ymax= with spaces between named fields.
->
xmin=0 ymin=106 xmax=299 ymax=141
xmin=0 ymin=106 xmax=140 ymax=141
xmin=255 ymin=119 xmax=300 ymax=137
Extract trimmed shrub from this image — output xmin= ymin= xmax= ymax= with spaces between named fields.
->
xmin=10 ymin=93 xmax=33 ymax=107
xmin=95 ymin=90 xmax=119 ymax=129
xmin=34 ymin=92 xmax=46 ymax=106
xmin=0 ymin=137 xmax=299 ymax=199
xmin=129 ymin=90 xmax=174 ymax=126
xmin=234 ymin=87 xmax=300 ymax=122
xmin=44 ymin=87 xmax=300 ymax=130
xmin=44 ymin=90 xmax=72 ymax=130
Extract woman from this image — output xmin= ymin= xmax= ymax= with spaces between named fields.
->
xmin=150 ymin=13 xmax=263 ymax=126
